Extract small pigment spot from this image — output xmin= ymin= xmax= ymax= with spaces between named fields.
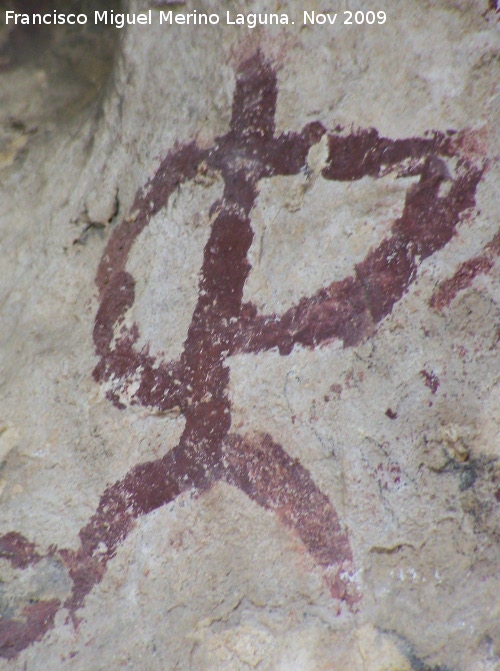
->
xmin=420 ymin=369 xmax=440 ymax=395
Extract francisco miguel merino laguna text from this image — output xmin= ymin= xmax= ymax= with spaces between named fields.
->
xmin=5 ymin=10 xmax=289 ymax=28
xmin=5 ymin=9 xmax=388 ymax=28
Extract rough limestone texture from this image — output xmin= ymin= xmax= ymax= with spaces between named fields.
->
xmin=0 ymin=1 xmax=499 ymax=669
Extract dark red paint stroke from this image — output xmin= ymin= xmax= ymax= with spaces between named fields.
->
xmin=93 ymin=144 xmax=209 ymax=409
xmin=0 ymin=534 xmax=60 ymax=660
xmin=322 ymin=128 xmax=453 ymax=181
xmin=59 ymin=439 xmax=214 ymax=614
xmin=0 ymin=51 xmax=485 ymax=659
xmin=223 ymin=433 xmax=358 ymax=604
xmin=430 ymin=228 xmax=500 ymax=311
xmin=95 ymin=142 xmax=208 ymax=299
xmin=0 ymin=600 xmax=60 ymax=661
xmin=0 ymin=531 xmax=45 ymax=569
xmin=231 ymin=153 xmax=483 ymax=354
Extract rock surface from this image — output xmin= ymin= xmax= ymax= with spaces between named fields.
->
xmin=0 ymin=1 xmax=499 ymax=669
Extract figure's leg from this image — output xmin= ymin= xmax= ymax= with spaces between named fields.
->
xmin=0 ymin=438 xmax=211 ymax=658
xmin=221 ymin=432 xmax=359 ymax=607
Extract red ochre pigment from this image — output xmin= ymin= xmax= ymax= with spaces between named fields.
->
xmin=431 ymin=229 xmax=500 ymax=311
xmin=0 ymin=51 xmax=484 ymax=659
xmin=420 ymin=369 xmax=440 ymax=395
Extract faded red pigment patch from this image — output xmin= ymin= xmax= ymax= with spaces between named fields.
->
xmin=430 ymin=229 xmax=500 ymax=311
xmin=0 ymin=531 xmax=45 ymax=569
xmin=0 ymin=51 xmax=485 ymax=659
xmin=0 ymin=600 xmax=60 ymax=661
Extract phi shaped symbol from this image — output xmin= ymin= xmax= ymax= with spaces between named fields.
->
xmin=0 ymin=51 xmax=484 ymax=660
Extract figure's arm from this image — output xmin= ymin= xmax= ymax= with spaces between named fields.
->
xmin=230 ymin=153 xmax=483 ymax=355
